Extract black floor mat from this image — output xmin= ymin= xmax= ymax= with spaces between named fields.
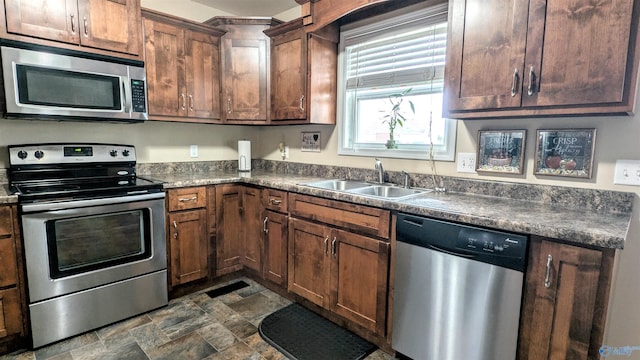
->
xmin=259 ymin=303 xmax=377 ymax=360
xmin=205 ymin=280 xmax=250 ymax=298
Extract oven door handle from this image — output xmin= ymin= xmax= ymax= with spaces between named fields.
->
xmin=21 ymin=192 xmax=166 ymax=213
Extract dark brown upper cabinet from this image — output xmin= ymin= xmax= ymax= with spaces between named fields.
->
xmin=205 ymin=17 xmax=282 ymax=124
xmin=2 ymin=0 xmax=142 ymax=58
xmin=265 ymin=18 xmax=338 ymax=125
xmin=444 ymin=0 xmax=640 ymax=119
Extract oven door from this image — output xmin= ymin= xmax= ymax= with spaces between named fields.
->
xmin=21 ymin=192 xmax=166 ymax=303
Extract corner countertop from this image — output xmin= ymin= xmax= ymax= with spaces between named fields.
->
xmin=146 ymin=171 xmax=631 ymax=250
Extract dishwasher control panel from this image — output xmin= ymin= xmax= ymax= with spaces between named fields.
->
xmin=397 ymin=213 xmax=528 ymax=272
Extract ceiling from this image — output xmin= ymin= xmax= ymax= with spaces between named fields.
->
xmin=192 ymin=0 xmax=299 ymax=16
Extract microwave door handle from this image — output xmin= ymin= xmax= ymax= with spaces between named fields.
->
xmin=121 ymin=78 xmax=131 ymax=114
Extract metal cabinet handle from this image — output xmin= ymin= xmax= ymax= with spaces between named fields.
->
xmin=188 ymin=94 xmax=194 ymax=111
xmin=263 ymin=217 xmax=269 ymax=234
xmin=227 ymin=98 xmax=232 ymax=114
xmin=324 ymin=236 xmax=329 ymax=255
xmin=299 ymin=95 xmax=305 ymax=111
xmin=83 ymin=16 xmax=88 ymax=37
xmin=173 ymin=220 xmax=178 ymax=239
xmin=544 ymin=254 xmax=553 ymax=288
xmin=70 ymin=14 xmax=75 ymax=33
xmin=178 ymin=196 xmax=197 ymax=202
xmin=511 ymin=68 xmax=519 ymax=97
xmin=331 ymin=237 xmax=337 ymax=257
xmin=180 ymin=94 xmax=186 ymax=111
xmin=270 ymin=198 xmax=282 ymax=205
xmin=527 ymin=66 xmax=536 ymax=96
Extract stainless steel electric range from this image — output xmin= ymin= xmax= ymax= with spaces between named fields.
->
xmin=8 ymin=143 xmax=168 ymax=348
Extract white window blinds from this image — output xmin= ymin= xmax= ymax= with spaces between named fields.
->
xmin=343 ymin=5 xmax=448 ymax=91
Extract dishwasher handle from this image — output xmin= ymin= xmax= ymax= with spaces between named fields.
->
xmin=427 ymin=243 xmax=475 ymax=259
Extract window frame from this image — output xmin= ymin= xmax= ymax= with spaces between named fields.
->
xmin=336 ymin=2 xmax=456 ymax=161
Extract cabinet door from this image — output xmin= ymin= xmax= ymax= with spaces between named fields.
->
xmin=521 ymin=0 xmax=634 ymax=108
xmin=143 ymin=18 xmax=185 ymax=117
xmin=241 ymin=187 xmax=263 ymax=273
xmin=0 ymin=288 xmax=22 ymax=339
xmin=0 ymin=237 xmax=17 ymax=288
xmin=444 ymin=0 xmax=530 ymax=111
xmin=264 ymin=210 xmax=288 ymax=287
xmin=4 ymin=0 xmax=79 ymax=44
xmin=215 ymin=184 xmax=243 ymax=275
xmin=77 ymin=0 xmax=140 ymax=55
xmin=271 ymin=30 xmax=306 ymax=120
xmin=288 ymin=218 xmax=331 ymax=308
xmin=168 ymin=209 xmax=208 ymax=286
xmin=521 ymin=240 xmax=603 ymax=360
xmin=330 ymin=229 xmax=389 ymax=335
xmin=222 ymin=38 xmax=268 ymax=121
xmin=185 ymin=30 xmax=221 ymax=119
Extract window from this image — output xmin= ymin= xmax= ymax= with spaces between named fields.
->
xmin=337 ymin=3 xmax=456 ymax=161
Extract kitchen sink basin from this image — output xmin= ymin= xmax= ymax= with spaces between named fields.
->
xmin=300 ymin=179 xmax=372 ymax=191
xmin=347 ymin=185 xmax=428 ymax=199
xmin=300 ymin=179 xmax=431 ymax=200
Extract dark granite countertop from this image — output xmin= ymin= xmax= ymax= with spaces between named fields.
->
xmin=146 ymin=170 xmax=631 ymax=250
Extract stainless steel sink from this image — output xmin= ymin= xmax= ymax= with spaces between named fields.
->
xmin=300 ymin=179 xmax=372 ymax=191
xmin=300 ymin=179 xmax=431 ymax=200
xmin=347 ymin=185 xmax=428 ymax=199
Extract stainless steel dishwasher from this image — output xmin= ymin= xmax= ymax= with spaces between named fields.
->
xmin=392 ymin=213 xmax=528 ymax=360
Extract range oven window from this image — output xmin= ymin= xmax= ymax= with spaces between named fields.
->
xmin=46 ymin=209 xmax=151 ymax=278
xmin=16 ymin=65 xmax=121 ymax=110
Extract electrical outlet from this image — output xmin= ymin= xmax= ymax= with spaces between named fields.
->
xmin=190 ymin=145 xmax=198 ymax=158
xmin=614 ymin=160 xmax=640 ymax=186
xmin=284 ymin=146 xmax=290 ymax=159
xmin=457 ymin=152 xmax=477 ymax=173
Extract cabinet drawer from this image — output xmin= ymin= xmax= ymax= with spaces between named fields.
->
xmin=0 ymin=206 xmax=13 ymax=237
xmin=0 ymin=287 xmax=22 ymax=339
xmin=168 ymin=187 xmax=207 ymax=211
xmin=263 ymin=188 xmax=288 ymax=213
xmin=289 ymin=193 xmax=390 ymax=239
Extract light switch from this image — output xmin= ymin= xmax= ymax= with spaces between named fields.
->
xmin=613 ymin=160 xmax=640 ymax=186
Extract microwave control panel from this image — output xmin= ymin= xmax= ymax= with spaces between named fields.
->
xmin=131 ymin=79 xmax=146 ymax=113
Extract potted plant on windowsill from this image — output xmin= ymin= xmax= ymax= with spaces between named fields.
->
xmin=381 ymin=88 xmax=415 ymax=149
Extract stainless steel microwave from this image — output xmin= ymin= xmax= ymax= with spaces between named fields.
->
xmin=1 ymin=44 xmax=147 ymax=122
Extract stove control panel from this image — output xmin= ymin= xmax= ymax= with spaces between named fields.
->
xmin=9 ymin=144 xmax=137 ymax=165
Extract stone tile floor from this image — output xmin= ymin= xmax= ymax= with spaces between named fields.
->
xmin=1 ymin=278 xmax=396 ymax=360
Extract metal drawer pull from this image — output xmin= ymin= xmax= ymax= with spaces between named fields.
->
xmin=270 ymin=198 xmax=282 ymax=205
xmin=299 ymin=95 xmax=305 ymax=111
xmin=70 ymin=14 xmax=75 ymax=33
xmin=527 ymin=66 xmax=536 ymax=96
xmin=227 ymin=98 xmax=232 ymax=114
xmin=331 ymin=237 xmax=337 ymax=257
xmin=180 ymin=94 xmax=186 ymax=111
xmin=544 ymin=254 xmax=553 ymax=288
xmin=263 ymin=217 xmax=269 ymax=234
xmin=324 ymin=236 xmax=329 ymax=255
xmin=83 ymin=16 xmax=88 ymax=37
xmin=511 ymin=68 xmax=519 ymax=97
xmin=188 ymin=94 xmax=194 ymax=111
xmin=178 ymin=196 xmax=197 ymax=202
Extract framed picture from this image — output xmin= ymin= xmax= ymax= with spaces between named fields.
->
xmin=534 ymin=128 xmax=596 ymax=178
xmin=476 ymin=130 xmax=526 ymax=174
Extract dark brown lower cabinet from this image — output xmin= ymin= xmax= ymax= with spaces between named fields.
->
xmin=168 ymin=209 xmax=208 ymax=286
xmin=518 ymin=238 xmax=614 ymax=360
xmin=288 ymin=218 xmax=389 ymax=335
xmin=263 ymin=210 xmax=288 ymax=286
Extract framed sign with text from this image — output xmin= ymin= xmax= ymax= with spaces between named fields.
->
xmin=534 ymin=128 xmax=596 ymax=178
xmin=477 ymin=130 xmax=526 ymax=174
